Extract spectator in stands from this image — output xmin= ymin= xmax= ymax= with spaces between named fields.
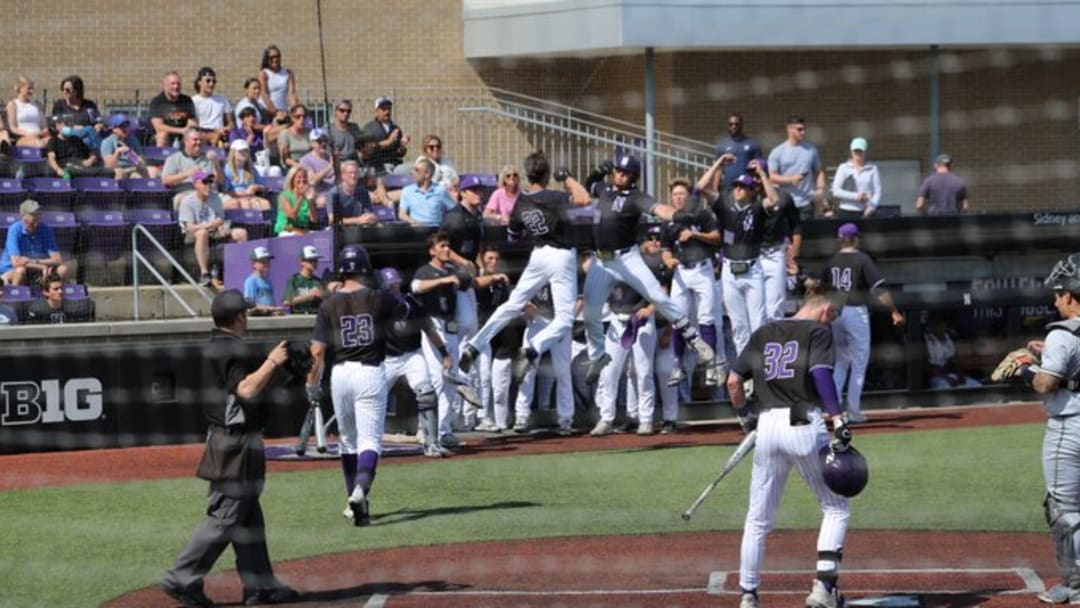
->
xmin=100 ymin=114 xmax=155 ymax=179
xmin=234 ymin=77 xmax=272 ymax=126
xmin=50 ymin=75 xmax=104 ymax=151
xmin=0 ymin=200 xmax=68 ymax=286
xmin=327 ymin=99 xmax=362 ymax=164
xmin=191 ymin=67 xmax=233 ymax=147
xmin=767 ymin=115 xmax=825 ymax=220
xmin=483 ymin=164 xmax=521 ymax=225
xmin=299 ymin=128 xmax=335 ymax=206
xmin=916 ymin=154 xmax=971 ymax=216
xmin=713 ymin=112 xmax=762 ymax=198
xmin=6 ymin=75 xmax=48 ymax=147
xmin=398 ymin=158 xmax=454 ymax=226
xmin=27 ymin=275 xmax=93 ymax=324
xmin=326 ymin=160 xmax=377 ymax=226
xmin=924 ymin=313 xmax=983 ymax=389
xmin=257 ymin=45 xmax=297 ymax=120
xmin=244 ymin=245 xmax=285 ymax=315
xmin=282 ymin=245 xmax=325 ymax=314
xmin=361 ymin=97 xmax=409 ymax=175
xmin=179 ymin=169 xmax=249 ymax=286
xmin=222 ymin=140 xmax=271 ymax=211
xmin=273 ymin=166 xmax=317 ymax=236
xmin=46 ymin=115 xmax=111 ymax=178
xmin=162 ymin=128 xmax=224 ymax=206
xmin=149 ymin=71 xmax=197 ymax=147
xmin=277 ymin=104 xmax=312 ymax=170
xmin=0 ymin=123 xmax=11 ymax=177
xmin=0 ymin=301 xmax=16 ymax=325
xmin=418 ymin=134 xmax=457 ymax=188
xmin=229 ymin=107 xmax=283 ymax=179
xmin=831 ymin=137 xmax=882 ymax=219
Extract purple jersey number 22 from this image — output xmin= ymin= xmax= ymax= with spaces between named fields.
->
xmin=763 ymin=340 xmax=799 ymax=380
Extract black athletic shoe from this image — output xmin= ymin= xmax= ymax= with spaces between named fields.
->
xmin=458 ymin=343 xmax=479 ymax=374
xmin=243 ymin=585 xmax=300 ymax=605
xmin=510 ymin=347 xmax=538 ymax=383
xmin=660 ymin=421 xmax=677 ymax=435
xmin=585 ymin=353 xmax=612 ymax=384
xmin=160 ymin=581 xmax=214 ymax=607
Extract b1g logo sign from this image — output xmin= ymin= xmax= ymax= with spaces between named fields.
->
xmin=1 ymin=378 xmax=104 ymax=426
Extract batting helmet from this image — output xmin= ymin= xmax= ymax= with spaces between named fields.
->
xmin=1046 ymin=253 xmax=1080 ymax=296
xmin=337 ymin=245 xmax=372 ymax=276
xmin=614 ymin=155 xmax=641 ymax=181
xmin=819 ymin=444 xmax=869 ymax=497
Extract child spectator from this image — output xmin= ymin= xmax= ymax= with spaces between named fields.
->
xmin=282 ymin=245 xmax=325 ymax=314
xmin=243 ymin=245 xmax=284 ymax=316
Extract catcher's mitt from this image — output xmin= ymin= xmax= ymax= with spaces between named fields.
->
xmin=283 ymin=340 xmax=314 ymax=383
xmin=990 ymin=347 xmax=1039 ymax=383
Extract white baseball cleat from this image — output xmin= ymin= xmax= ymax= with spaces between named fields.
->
xmin=636 ymin=421 xmax=654 ymax=436
xmin=688 ymin=335 xmax=715 ymax=364
xmin=589 ymin=420 xmax=614 ymax=436
xmin=739 ymin=591 xmax=760 ymax=608
xmin=1037 ymin=583 xmax=1080 ymax=604
xmin=666 ymin=367 xmax=686 ymax=387
xmin=805 ymin=579 xmax=844 ymax=608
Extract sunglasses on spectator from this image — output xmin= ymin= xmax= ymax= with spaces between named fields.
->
xmin=200 ymin=177 xmax=215 ymax=184
xmin=728 ymin=121 xmax=741 ymax=126
xmin=505 ymin=172 xmax=519 ymax=178
xmin=337 ymin=107 xmax=351 ymax=113
xmin=646 ymin=235 xmax=662 ymax=241
xmin=292 ymin=112 xmax=306 ymax=119
xmin=427 ymin=144 xmax=441 ymax=150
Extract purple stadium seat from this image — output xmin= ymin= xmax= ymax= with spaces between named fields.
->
xmin=261 ymin=175 xmax=285 ymax=195
xmin=373 ymin=203 xmax=399 ymax=223
xmin=62 ymin=284 xmax=89 ymax=300
xmin=41 ymin=210 xmax=78 ymax=255
xmin=0 ymin=178 xmax=27 ymax=210
xmin=142 ymin=146 xmax=177 ymax=165
xmin=25 ymin=177 xmax=76 ymax=212
xmin=382 ymin=174 xmax=411 ymax=190
xmin=0 ymin=211 xmax=19 ymax=242
xmin=123 ymin=177 xmax=171 ymax=210
xmin=80 ymin=210 xmax=129 ymax=255
xmin=12 ymin=146 xmax=48 ymax=177
xmin=0 ymin=284 xmax=34 ymax=323
xmin=225 ymin=208 xmax=271 ymax=240
xmin=127 ymin=208 xmax=180 ymax=253
xmin=73 ymin=176 xmax=124 ymax=211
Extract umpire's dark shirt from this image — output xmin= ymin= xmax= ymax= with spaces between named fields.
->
xmin=202 ymin=328 xmax=267 ymax=429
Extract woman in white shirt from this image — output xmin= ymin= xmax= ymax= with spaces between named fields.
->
xmin=192 ymin=67 xmax=233 ymax=146
xmin=6 ymin=75 xmax=47 ymax=147
xmin=257 ymin=45 xmax=297 ymax=118
xmin=830 ymin=137 xmax=882 ymax=219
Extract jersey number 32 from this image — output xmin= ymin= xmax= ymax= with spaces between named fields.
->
xmin=340 ymin=314 xmax=374 ymax=348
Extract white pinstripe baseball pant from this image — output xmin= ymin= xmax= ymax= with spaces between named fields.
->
xmin=421 ymin=320 xmax=460 ymax=437
xmin=515 ymin=316 xmax=574 ymax=426
xmin=596 ymin=315 xmax=656 ymax=424
xmin=722 ymin=259 xmax=767 ymax=357
xmin=490 ymin=355 xmax=512 ymax=429
xmin=330 ymin=362 xmax=389 ymax=456
xmin=832 ymin=305 xmax=871 ymax=419
xmin=759 ymin=244 xmax=789 ymax=321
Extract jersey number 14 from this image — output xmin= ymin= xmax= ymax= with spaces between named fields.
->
xmin=831 ymin=267 xmax=853 ymax=291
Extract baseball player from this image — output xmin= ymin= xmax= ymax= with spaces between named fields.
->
xmin=583 ymin=155 xmax=715 ymax=384
xmin=757 ymin=165 xmax=803 ymax=321
xmin=513 ymin=282 xmax=576 ymax=434
xmin=726 ymin=291 xmax=853 ymax=608
xmin=591 ymin=226 xmax=669 ymax=435
xmin=379 ymin=267 xmax=455 ymax=458
xmin=459 ymin=150 xmax=591 ymax=381
xmin=472 ymin=246 xmax=518 ymax=431
xmin=659 ymin=177 xmax=725 ymax=388
xmin=1011 ymin=254 xmax=1080 ymax=604
xmin=306 ymin=245 xmax=404 ymax=527
xmin=697 ymin=155 xmax=780 ymax=357
xmin=822 ymin=223 xmax=904 ymax=423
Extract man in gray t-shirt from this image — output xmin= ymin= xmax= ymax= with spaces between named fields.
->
xmin=915 ymin=154 xmax=970 ymax=216
xmin=767 ymin=115 xmax=824 ymax=220
xmin=177 ymin=169 xmax=247 ymax=284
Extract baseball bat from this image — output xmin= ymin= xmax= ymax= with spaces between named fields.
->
xmin=294 ymin=406 xmax=315 ymax=456
xmin=313 ymin=403 xmax=328 ymax=453
xmin=681 ymin=430 xmax=757 ymax=521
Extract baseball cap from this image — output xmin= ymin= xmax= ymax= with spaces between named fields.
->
xmin=849 ymin=137 xmax=868 ymax=151
xmin=732 ymin=174 xmax=755 ymax=188
xmin=107 ymin=114 xmax=130 ymax=129
xmin=229 ymin=139 xmax=249 ymax=152
xmin=299 ymin=245 xmax=321 ymax=261
xmin=838 ymin=222 xmax=860 ymax=238
xmin=191 ymin=168 xmax=213 ymax=183
xmin=935 ymin=153 xmax=953 ymax=166
xmin=309 ymin=128 xmax=328 ymax=142
xmin=250 ymin=245 xmax=274 ymax=261
xmin=379 ymin=267 xmax=402 ymax=286
xmin=211 ymin=289 xmax=255 ymax=320
xmin=459 ymin=175 xmax=484 ymax=191
xmin=374 ymin=96 xmax=393 ymax=109
xmin=19 ymin=199 xmax=41 ymax=215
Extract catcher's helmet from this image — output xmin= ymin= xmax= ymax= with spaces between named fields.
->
xmin=337 ymin=245 xmax=372 ymax=276
xmin=1046 ymin=253 xmax=1080 ymax=296
xmin=819 ymin=444 xmax=869 ymax=497
xmin=614 ymin=155 xmax=641 ymax=181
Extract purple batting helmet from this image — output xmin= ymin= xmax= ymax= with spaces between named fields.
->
xmin=819 ymin=444 xmax=869 ymax=498
xmin=614 ymin=155 xmax=641 ymax=181
xmin=379 ymin=267 xmax=402 ymax=287
xmin=337 ymin=245 xmax=372 ymax=276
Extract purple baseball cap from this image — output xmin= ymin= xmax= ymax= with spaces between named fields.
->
xmin=379 ymin=267 xmax=401 ymax=285
xmin=838 ymin=222 xmax=860 ymax=238
xmin=459 ymin=175 xmax=484 ymax=191
xmin=191 ymin=168 xmax=212 ymax=182
xmin=732 ymin=174 xmax=755 ymax=188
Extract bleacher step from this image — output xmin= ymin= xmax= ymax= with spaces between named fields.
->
xmin=89 ymin=285 xmax=214 ymax=321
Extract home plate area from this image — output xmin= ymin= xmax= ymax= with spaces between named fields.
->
xmin=708 ymin=567 xmax=1042 ymax=606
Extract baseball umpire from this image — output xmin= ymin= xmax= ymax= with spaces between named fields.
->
xmin=726 ymin=291 xmax=853 ymax=608
xmin=1010 ymin=253 xmax=1080 ymax=604
xmin=306 ymin=245 xmax=404 ymax=526
xmin=161 ymin=289 xmax=299 ymax=607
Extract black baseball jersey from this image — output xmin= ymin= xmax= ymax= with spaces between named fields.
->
xmin=442 ymin=204 xmax=485 ymax=260
xmin=385 ymin=293 xmax=438 ymax=357
xmin=608 ymin=248 xmax=668 ymax=315
xmin=662 ymin=204 xmax=719 ymax=264
xmin=412 ymin=262 xmax=457 ymax=322
xmin=508 ymin=189 xmax=575 ymax=249
xmin=733 ymin=319 xmax=834 ymax=413
xmin=475 ymin=275 xmax=511 ymax=323
xmin=594 ymin=188 xmax=658 ymax=251
xmin=823 ymin=250 xmax=885 ymax=307
xmin=760 ymin=193 xmax=801 ymax=247
xmin=313 ymin=287 xmax=403 ymax=366
xmin=713 ymin=196 xmax=768 ymax=261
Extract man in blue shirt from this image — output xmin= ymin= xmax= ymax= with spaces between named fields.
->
xmin=713 ymin=113 xmax=762 ymax=195
xmin=398 ymin=158 xmax=454 ymax=226
xmin=767 ymin=115 xmax=825 ymax=220
xmin=0 ymin=200 xmax=69 ymax=286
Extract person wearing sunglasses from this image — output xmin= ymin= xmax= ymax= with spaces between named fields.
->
xmin=192 ymin=67 xmax=233 ymax=147
xmin=713 ymin=113 xmax=762 ymax=200
xmin=327 ymin=99 xmax=362 ymax=164
xmin=361 ymin=96 xmax=410 ymax=175
xmin=257 ymin=45 xmax=297 ymax=118
xmin=483 ymin=164 xmax=521 ymax=225
xmin=417 ymin=134 xmax=457 ymax=188
xmin=149 ymin=70 xmax=197 ymax=147
xmin=767 ymin=115 xmax=825 ymax=221
xmin=50 ymin=75 xmax=104 ymax=151
xmin=277 ymin=104 xmax=312 ymax=170
xmin=178 ymin=169 xmax=248 ymax=286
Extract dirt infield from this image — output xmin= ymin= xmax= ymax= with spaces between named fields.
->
xmin=2 ymin=402 xmax=1057 ymax=607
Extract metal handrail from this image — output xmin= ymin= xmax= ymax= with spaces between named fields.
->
xmin=131 ymin=224 xmax=213 ymax=320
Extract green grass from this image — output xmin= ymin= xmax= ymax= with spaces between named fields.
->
xmin=0 ymin=423 xmax=1046 ymax=607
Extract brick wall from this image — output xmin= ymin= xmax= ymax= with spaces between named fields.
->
xmin=8 ymin=2 xmax=1076 ymax=211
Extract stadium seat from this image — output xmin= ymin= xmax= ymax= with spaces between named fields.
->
xmin=41 ymin=210 xmax=79 ymax=258
xmin=11 ymin=146 xmax=48 ymax=178
xmin=382 ymin=174 xmax=411 ymax=190
xmin=0 ymin=211 xmax=19 ymax=242
xmin=123 ymin=177 xmax=171 ymax=210
xmin=373 ymin=203 xmax=399 ymax=223
xmin=25 ymin=177 xmax=75 ymax=212
xmin=141 ymin=146 xmax=177 ymax=166
xmin=0 ymin=177 xmax=28 ymax=210
xmin=225 ymin=208 xmax=271 ymax=240
xmin=73 ymin=176 xmax=125 ymax=212
xmin=79 ymin=210 xmax=130 ymax=286
xmin=0 ymin=284 xmax=34 ymax=323
xmin=62 ymin=283 xmax=89 ymax=300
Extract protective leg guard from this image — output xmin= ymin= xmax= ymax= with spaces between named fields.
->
xmin=1045 ymin=494 xmax=1080 ymax=583
xmin=815 ymin=549 xmax=842 ymax=590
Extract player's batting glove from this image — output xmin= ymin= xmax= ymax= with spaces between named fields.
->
xmin=553 ymin=167 xmax=572 ymax=182
xmin=305 ymin=384 xmax=324 ymax=406
xmin=830 ymin=417 xmax=852 ymax=451
xmin=735 ymin=406 xmax=757 ymax=434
